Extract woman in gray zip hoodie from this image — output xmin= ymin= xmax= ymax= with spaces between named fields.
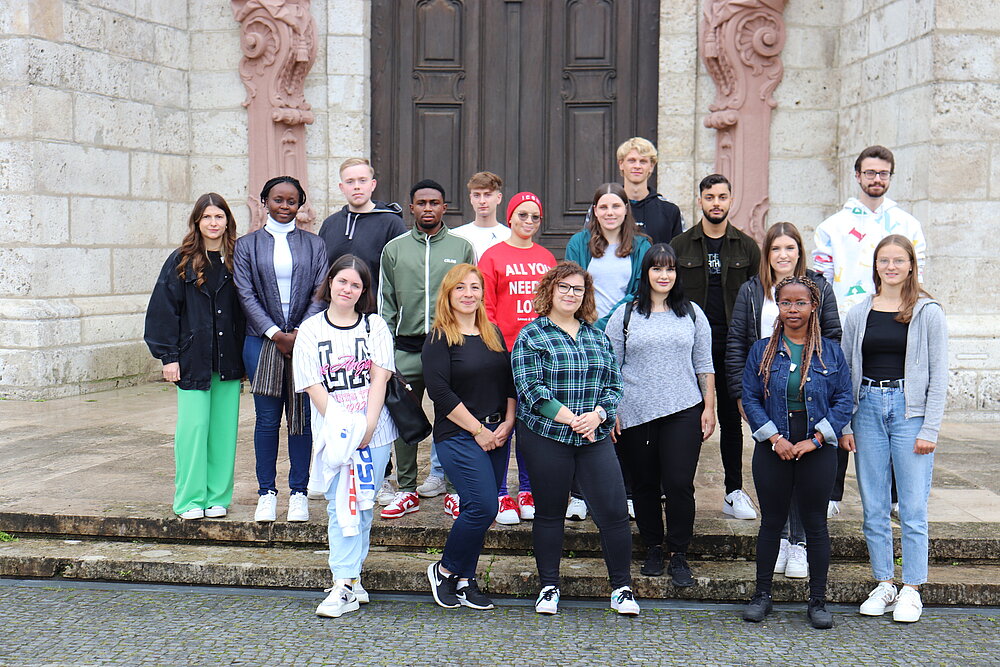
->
xmin=839 ymin=234 xmax=948 ymax=624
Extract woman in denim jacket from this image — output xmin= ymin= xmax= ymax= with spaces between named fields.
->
xmin=740 ymin=276 xmax=853 ymax=629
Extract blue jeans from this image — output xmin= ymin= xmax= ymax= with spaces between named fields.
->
xmin=498 ymin=432 xmax=532 ymax=496
xmin=436 ymin=425 xmax=509 ymax=578
xmin=323 ymin=444 xmax=392 ymax=580
xmin=243 ymin=335 xmax=312 ymax=495
xmin=853 ymin=384 xmax=933 ymax=585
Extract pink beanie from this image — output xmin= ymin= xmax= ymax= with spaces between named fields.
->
xmin=505 ymin=192 xmax=543 ymax=223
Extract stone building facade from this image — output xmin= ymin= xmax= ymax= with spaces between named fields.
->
xmin=1 ymin=0 xmax=997 ymax=418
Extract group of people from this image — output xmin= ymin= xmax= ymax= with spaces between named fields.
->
xmin=144 ymin=140 xmax=946 ymax=628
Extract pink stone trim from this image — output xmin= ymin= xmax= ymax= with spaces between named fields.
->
xmin=701 ymin=0 xmax=787 ymax=242
xmin=232 ymin=0 xmax=317 ymax=231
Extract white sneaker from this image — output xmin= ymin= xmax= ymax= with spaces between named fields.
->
xmin=204 ymin=506 xmax=226 ymax=518
xmin=566 ymin=497 xmax=588 ymax=521
xmin=254 ymin=491 xmax=277 ymax=522
xmin=827 ymin=500 xmax=841 ymax=518
xmin=287 ymin=492 xmax=309 ymax=522
xmin=179 ymin=508 xmax=204 ymax=520
xmin=892 ymin=586 xmax=922 ymax=623
xmin=495 ymin=495 xmax=520 ymax=525
xmin=352 ymin=577 xmax=369 ymax=604
xmin=316 ymin=585 xmax=359 ymax=618
xmin=376 ymin=478 xmax=397 ymax=505
xmin=535 ymin=585 xmax=560 ymax=615
xmin=859 ymin=581 xmax=898 ymax=616
xmin=416 ymin=475 xmax=446 ymax=498
xmin=773 ymin=538 xmax=791 ymax=574
xmin=723 ymin=490 xmax=758 ymax=520
xmin=611 ymin=586 xmax=640 ymax=616
xmin=784 ymin=543 xmax=809 ymax=579
xmin=627 ymin=499 xmax=635 ymax=520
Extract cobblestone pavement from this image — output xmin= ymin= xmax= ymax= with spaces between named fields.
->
xmin=2 ymin=581 xmax=998 ymax=666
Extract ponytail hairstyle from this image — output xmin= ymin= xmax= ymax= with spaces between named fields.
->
xmin=430 ymin=263 xmax=505 ymax=352
xmin=872 ymin=234 xmax=930 ymax=324
xmin=757 ymin=275 xmax=825 ymax=398
xmin=176 ymin=193 xmax=237 ymax=288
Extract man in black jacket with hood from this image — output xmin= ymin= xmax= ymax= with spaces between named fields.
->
xmin=617 ymin=137 xmax=684 ymax=244
xmin=319 ymin=158 xmax=406 ymax=290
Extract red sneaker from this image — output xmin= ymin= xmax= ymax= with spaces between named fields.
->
xmin=517 ymin=492 xmax=535 ymax=520
xmin=380 ymin=491 xmax=419 ymax=519
xmin=495 ymin=494 xmax=520 ymax=525
xmin=443 ymin=493 xmax=460 ymax=520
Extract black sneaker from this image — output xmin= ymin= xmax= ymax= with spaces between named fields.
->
xmin=807 ymin=596 xmax=834 ymax=629
xmin=742 ymin=591 xmax=773 ymax=622
xmin=640 ymin=545 xmax=665 ymax=576
xmin=456 ymin=577 xmax=494 ymax=610
xmin=667 ymin=552 xmax=695 ymax=587
xmin=427 ymin=562 xmax=460 ymax=609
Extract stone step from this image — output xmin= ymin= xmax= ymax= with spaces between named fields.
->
xmin=2 ymin=536 xmax=999 ymax=606
xmin=2 ymin=511 xmax=998 ymax=562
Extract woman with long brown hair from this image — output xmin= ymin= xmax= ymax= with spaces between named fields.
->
xmin=740 ymin=275 xmax=852 ymax=628
xmin=422 ymin=263 xmax=516 ymax=611
xmin=145 ymin=193 xmax=245 ymax=520
xmin=839 ymin=235 xmax=948 ymax=624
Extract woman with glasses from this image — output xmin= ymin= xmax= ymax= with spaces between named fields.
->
xmin=726 ymin=222 xmax=841 ymax=578
xmin=740 ymin=276 xmax=852 ymax=629
xmin=606 ymin=244 xmax=715 ymax=587
xmin=839 ymin=235 xmax=947 ymax=624
xmin=479 ymin=192 xmax=556 ymax=524
xmin=511 ymin=261 xmax=638 ymax=616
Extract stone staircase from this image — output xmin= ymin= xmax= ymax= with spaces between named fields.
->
xmin=2 ymin=510 xmax=998 ymax=605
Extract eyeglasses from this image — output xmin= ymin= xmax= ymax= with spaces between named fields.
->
xmin=876 ymin=258 xmax=910 ymax=268
xmin=861 ymin=170 xmax=892 ymax=180
xmin=516 ymin=212 xmax=542 ymax=223
xmin=556 ymin=282 xmax=586 ymax=297
xmin=777 ymin=300 xmax=811 ymax=310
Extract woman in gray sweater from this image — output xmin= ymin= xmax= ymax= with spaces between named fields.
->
xmin=606 ymin=243 xmax=716 ymax=586
xmin=839 ymin=234 xmax=948 ymax=624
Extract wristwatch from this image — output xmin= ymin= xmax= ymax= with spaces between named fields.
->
xmin=595 ymin=405 xmax=608 ymax=421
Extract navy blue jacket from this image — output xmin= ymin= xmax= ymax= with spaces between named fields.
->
xmin=741 ymin=336 xmax=852 ymax=446
xmin=233 ymin=226 xmax=328 ymax=337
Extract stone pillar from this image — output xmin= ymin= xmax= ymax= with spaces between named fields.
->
xmin=231 ymin=0 xmax=318 ymax=231
xmin=700 ymin=0 xmax=787 ymax=241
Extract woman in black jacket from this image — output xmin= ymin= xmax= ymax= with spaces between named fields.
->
xmin=145 ymin=193 xmax=245 ymax=520
xmin=725 ymin=222 xmax=840 ymax=576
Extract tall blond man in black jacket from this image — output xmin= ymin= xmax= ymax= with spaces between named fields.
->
xmin=672 ymin=174 xmax=760 ymax=521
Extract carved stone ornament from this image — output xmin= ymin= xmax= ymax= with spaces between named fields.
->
xmin=232 ymin=0 xmax=318 ymax=230
xmin=701 ymin=0 xmax=786 ymax=242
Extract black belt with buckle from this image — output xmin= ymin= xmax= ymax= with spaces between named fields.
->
xmin=481 ymin=413 xmax=503 ymax=424
xmin=862 ymin=378 xmax=904 ymax=388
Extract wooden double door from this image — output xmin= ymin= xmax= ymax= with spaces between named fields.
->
xmin=371 ymin=0 xmax=660 ymax=255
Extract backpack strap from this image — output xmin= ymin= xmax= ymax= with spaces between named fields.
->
xmin=622 ymin=301 xmax=634 ymax=363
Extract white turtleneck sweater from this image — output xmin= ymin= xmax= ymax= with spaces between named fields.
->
xmin=263 ymin=216 xmax=295 ymax=339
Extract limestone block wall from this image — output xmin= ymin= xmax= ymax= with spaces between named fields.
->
xmin=0 ymin=0 xmax=192 ymax=398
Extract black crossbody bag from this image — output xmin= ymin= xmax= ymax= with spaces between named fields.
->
xmin=364 ymin=315 xmax=432 ymax=446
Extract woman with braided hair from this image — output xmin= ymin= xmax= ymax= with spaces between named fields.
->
xmin=740 ymin=275 xmax=853 ymax=629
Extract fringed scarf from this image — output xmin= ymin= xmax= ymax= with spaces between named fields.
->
xmin=249 ymin=337 xmax=307 ymax=435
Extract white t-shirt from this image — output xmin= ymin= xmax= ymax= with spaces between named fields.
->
xmin=293 ymin=311 xmax=398 ymax=448
xmin=452 ymin=222 xmax=512 ymax=261
xmin=588 ymin=243 xmax=633 ymax=318
xmin=760 ymin=286 xmax=780 ymax=339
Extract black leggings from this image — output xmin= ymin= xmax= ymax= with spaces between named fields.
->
xmin=752 ymin=411 xmax=836 ymax=598
xmin=616 ymin=404 xmax=703 ymax=553
xmin=713 ymin=334 xmax=745 ymax=494
xmin=517 ymin=422 xmax=632 ymax=590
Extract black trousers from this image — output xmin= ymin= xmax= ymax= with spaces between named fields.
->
xmin=712 ymin=332 xmax=745 ymax=494
xmin=616 ymin=404 xmax=703 ymax=554
xmin=517 ymin=422 xmax=632 ymax=590
xmin=752 ymin=411 xmax=836 ymax=599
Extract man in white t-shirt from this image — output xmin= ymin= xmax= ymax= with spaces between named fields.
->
xmin=451 ymin=171 xmax=511 ymax=260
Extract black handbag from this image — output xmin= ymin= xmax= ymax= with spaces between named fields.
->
xmin=384 ymin=370 xmax=433 ymax=446
xmin=363 ymin=315 xmax=432 ymax=446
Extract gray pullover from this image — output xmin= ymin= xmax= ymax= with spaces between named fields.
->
xmin=606 ymin=302 xmax=714 ymax=430
xmin=841 ymin=295 xmax=948 ymax=442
